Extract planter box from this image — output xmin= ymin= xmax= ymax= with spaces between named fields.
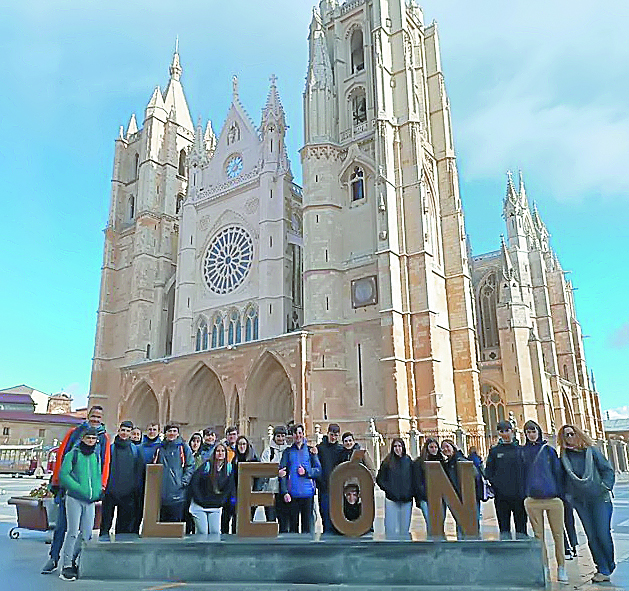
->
xmin=7 ymin=496 xmax=102 ymax=538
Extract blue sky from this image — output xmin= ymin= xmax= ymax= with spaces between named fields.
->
xmin=1 ymin=1 xmax=627 ymax=413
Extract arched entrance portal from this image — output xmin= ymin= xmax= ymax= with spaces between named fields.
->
xmin=122 ymin=382 xmax=159 ymax=430
xmin=176 ymin=364 xmax=227 ymax=436
xmin=245 ymin=353 xmax=294 ymax=450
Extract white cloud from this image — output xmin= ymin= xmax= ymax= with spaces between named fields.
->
xmin=423 ymin=0 xmax=629 ymax=202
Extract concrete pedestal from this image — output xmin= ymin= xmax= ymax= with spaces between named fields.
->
xmin=80 ymin=534 xmax=545 ymax=589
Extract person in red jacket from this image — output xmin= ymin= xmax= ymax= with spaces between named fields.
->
xmin=41 ymin=406 xmax=111 ymax=575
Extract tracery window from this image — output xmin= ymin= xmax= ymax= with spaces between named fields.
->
xmin=196 ymin=320 xmax=208 ymax=351
xmin=211 ymin=314 xmax=225 ymax=348
xmin=228 ymin=309 xmax=242 ymax=345
xmin=244 ymin=306 xmax=259 ymax=342
xmin=478 ymin=272 xmax=499 ymax=349
xmin=350 ymin=166 xmax=365 ymax=202
xmin=481 ymin=383 xmax=506 ymax=438
xmin=203 ymin=226 xmax=254 ymax=295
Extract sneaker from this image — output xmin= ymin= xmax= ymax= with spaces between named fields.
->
xmin=557 ymin=566 xmax=568 ymax=583
xmin=572 ymin=545 xmax=578 ymax=557
xmin=59 ymin=566 xmax=78 ymax=581
xmin=591 ymin=572 xmax=611 ymax=583
xmin=565 ymin=550 xmax=574 ymax=560
xmin=41 ymin=558 xmax=58 ymax=574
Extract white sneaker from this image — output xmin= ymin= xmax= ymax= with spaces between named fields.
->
xmin=557 ymin=566 xmax=568 ymax=584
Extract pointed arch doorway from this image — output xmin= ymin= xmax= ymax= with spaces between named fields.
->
xmin=244 ymin=352 xmax=294 ymax=450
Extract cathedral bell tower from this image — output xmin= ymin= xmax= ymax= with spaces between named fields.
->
xmin=301 ymin=0 xmax=482 ymax=442
xmin=89 ymin=47 xmax=194 ymax=427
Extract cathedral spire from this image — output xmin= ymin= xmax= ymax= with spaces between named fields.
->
xmin=505 ymin=170 xmax=518 ymax=205
xmin=307 ymin=11 xmax=333 ymax=91
xmin=126 ymin=113 xmax=138 ymax=138
xmin=163 ymin=42 xmax=193 ymax=132
xmin=169 ymin=38 xmax=182 ymax=82
xmin=145 ymin=86 xmax=166 ymax=120
xmin=262 ymin=74 xmax=286 ymax=130
xmin=518 ymin=169 xmax=528 ymax=205
xmin=204 ymin=120 xmax=217 ymax=154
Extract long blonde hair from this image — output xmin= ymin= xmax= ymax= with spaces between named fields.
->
xmin=557 ymin=424 xmax=593 ymax=451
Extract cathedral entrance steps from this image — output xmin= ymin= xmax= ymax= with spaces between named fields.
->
xmin=80 ymin=535 xmax=545 ymax=589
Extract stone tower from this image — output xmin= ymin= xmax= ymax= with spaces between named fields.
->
xmin=89 ymin=48 xmax=194 ymax=427
xmin=472 ymin=172 xmax=604 ymax=444
xmin=301 ymin=0 xmax=483 ymax=443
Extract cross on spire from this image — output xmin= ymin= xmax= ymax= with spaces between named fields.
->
xmin=269 ymin=73 xmax=278 ymax=86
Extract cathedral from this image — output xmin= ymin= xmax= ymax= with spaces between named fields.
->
xmin=88 ymin=0 xmax=604 ymax=453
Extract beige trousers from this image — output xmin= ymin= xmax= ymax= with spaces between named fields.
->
xmin=524 ymin=496 xmax=565 ymax=568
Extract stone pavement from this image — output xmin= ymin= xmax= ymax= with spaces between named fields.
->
xmin=1 ymin=474 xmax=628 ymax=590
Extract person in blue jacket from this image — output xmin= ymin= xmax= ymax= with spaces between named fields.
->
xmin=279 ymin=424 xmax=321 ymax=533
xmin=559 ymin=424 xmax=615 ymax=584
xmin=521 ymin=420 xmax=567 ymax=584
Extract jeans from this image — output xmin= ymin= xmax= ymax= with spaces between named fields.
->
xmin=563 ymin=498 xmax=578 ymax=552
xmin=318 ymin=491 xmax=337 ymax=534
xmin=384 ymin=499 xmax=412 ymax=540
xmin=573 ymin=497 xmax=615 ymax=576
xmin=494 ymin=496 xmax=528 ymax=539
xmin=61 ymin=496 xmax=95 ymax=569
xmin=49 ymin=492 xmax=67 ymax=562
xmin=189 ymin=502 xmax=222 ymax=534
xmin=525 ymin=497 xmax=565 ymax=567
xmin=221 ymin=501 xmax=236 ymax=534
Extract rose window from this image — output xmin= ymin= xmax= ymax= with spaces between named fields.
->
xmin=203 ymin=226 xmax=253 ymax=294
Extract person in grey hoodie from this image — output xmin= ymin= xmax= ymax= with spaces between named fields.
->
xmin=558 ymin=424 xmax=615 ymax=584
xmin=152 ymin=424 xmax=195 ymax=522
xmin=260 ymin=426 xmax=289 ymax=531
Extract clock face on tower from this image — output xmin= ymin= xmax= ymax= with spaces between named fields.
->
xmin=225 ymin=155 xmax=244 ymax=179
xmin=351 ymin=275 xmax=378 ymax=308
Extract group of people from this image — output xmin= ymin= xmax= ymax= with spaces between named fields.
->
xmin=40 ymin=406 xmax=616 ymax=586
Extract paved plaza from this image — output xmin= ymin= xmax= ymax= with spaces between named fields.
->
xmin=1 ymin=474 xmax=628 ymax=590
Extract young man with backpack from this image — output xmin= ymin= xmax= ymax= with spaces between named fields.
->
xmin=279 ymin=424 xmax=321 ymax=534
xmin=152 ymin=424 xmax=195 ymax=522
xmin=57 ymin=427 xmax=103 ymax=581
xmin=485 ymin=420 xmax=528 ymax=540
xmin=99 ymin=421 xmax=145 ymax=538
xmin=260 ymin=425 xmax=289 ymax=531
xmin=316 ymin=423 xmax=344 ymax=534
xmin=41 ymin=406 xmax=110 ymax=575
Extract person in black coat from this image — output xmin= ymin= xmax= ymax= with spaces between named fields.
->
xmin=316 ymin=424 xmax=343 ymax=534
xmin=232 ymin=435 xmax=260 ymax=525
xmin=99 ymin=421 xmax=144 ymax=538
xmin=412 ymin=438 xmax=442 ymax=527
xmin=376 ymin=438 xmax=414 ymax=539
xmin=485 ymin=420 xmax=528 ymax=540
xmin=440 ymin=439 xmax=482 ymax=539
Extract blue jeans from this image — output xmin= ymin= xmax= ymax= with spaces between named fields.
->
xmin=49 ymin=492 xmax=67 ymax=562
xmin=318 ymin=491 xmax=336 ymax=534
xmin=573 ymin=497 xmax=615 ymax=576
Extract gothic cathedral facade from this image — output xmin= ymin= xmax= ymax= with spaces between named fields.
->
xmin=89 ymin=0 xmax=604 ymax=451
